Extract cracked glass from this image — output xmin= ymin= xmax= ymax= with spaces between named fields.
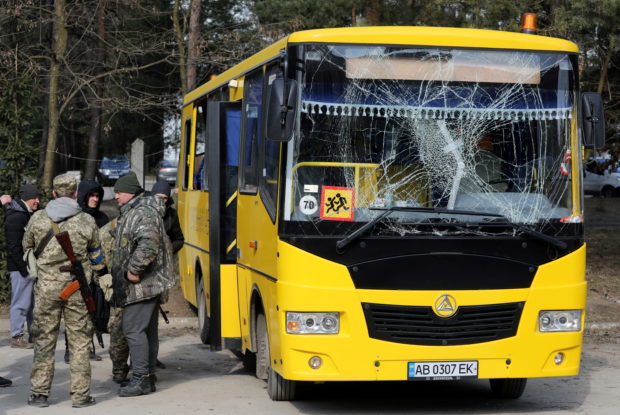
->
xmin=282 ymin=45 xmax=579 ymax=237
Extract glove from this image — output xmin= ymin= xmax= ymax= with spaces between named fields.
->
xmin=99 ymin=273 xmax=114 ymax=302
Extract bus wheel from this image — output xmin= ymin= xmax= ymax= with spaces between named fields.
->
xmin=490 ymin=378 xmax=527 ymax=399
xmin=197 ymin=279 xmax=210 ymax=344
xmin=256 ymin=313 xmax=269 ymax=380
xmin=267 ymin=367 xmax=298 ymax=401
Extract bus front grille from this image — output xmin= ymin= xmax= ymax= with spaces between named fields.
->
xmin=362 ymin=302 xmax=524 ymax=346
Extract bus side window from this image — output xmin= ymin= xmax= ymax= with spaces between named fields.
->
xmin=240 ymin=69 xmax=264 ymax=193
xmin=260 ymin=63 xmax=283 ymax=220
xmin=182 ymin=118 xmax=192 ymax=190
xmin=194 ymin=101 xmax=208 ymax=190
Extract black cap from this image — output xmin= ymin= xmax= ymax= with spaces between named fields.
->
xmin=151 ymin=181 xmax=171 ymax=198
xmin=19 ymin=184 xmax=39 ymax=201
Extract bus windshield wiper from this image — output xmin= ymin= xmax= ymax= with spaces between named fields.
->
xmin=495 ymin=221 xmax=567 ymax=250
xmin=335 ymin=206 xmax=506 ymax=251
xmin=335 ymin=207 xmax=567 ymax=250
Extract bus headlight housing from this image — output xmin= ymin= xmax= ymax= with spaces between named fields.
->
xmin=538 ymin=310 xmax=581 ymax=332
xmin=286 ymin=312 xmax=339 ymax=334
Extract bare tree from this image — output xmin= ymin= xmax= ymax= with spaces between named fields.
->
xmin=84 ymin=0 xmax=108 ymax=180
xmin=187 ymin=0 xmax=202 ymax=91
xmin=42 ymin=0 xmax=68 ymax=191
xmin=173 ymin=0 xmax=188 ymax=93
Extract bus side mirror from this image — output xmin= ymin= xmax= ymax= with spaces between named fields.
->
xmin=581 ymin=92 xmax=605 ymax=149
xmin=266 ymin=79 xmax=298 ymax=142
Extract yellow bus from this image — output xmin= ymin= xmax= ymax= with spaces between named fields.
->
xmin=176 ymin=24 xmax=605 ymax=400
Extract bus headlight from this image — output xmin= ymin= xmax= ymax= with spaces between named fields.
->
xmin=286 ymin=312 xmax=339 ymax=334
xmin=538 ymin=310 xmax=582 ymax=332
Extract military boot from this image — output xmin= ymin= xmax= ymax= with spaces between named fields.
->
xmin=27 ymin=394 xmax=49 ymax=407
xmin=118 ymin=375 xmax=150 ymax=397
xmin=72 ymin=396 xmax=96 ymax=408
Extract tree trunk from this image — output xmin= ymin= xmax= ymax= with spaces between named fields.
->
xmin=84 ymin=0 xmax=107 ymax=180
xmin=38 ymin=4 xmax=54 ymax=179
xmin=365 ymin=0 xmax=381 ymax=25
xmin=173 ymin=0 xmax=188 ymax=93
xmin=42 ymin=0 xmax=68 ymax=191
xmin=597 ymin=37 xmax=614 ymax=95
xmin=187 ymin=0 xmax=201 ymax=91
xmin=38 ymin=80 xmax=49 ymax=178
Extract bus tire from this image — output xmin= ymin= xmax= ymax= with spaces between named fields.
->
xmin=267 ymin=367 xmax=298 ymax=401
xmin=490 ymin=378 xmax=527 ymax=399
xmin=197 ymin=279 xmax=210 ymax=344
xmin=256 ymin=313 xmax=269 ymax=380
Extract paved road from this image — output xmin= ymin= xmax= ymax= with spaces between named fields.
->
xmin=1 ymin=329 xmax=619 ymax=415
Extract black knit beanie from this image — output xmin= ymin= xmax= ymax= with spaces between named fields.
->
xmin=19 ymin=184 xmax=40 ymax=201
xmin=151 ymin=181 xmax=171 ymax=198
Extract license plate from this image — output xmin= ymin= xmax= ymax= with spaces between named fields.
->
xmin=408 ymin=361 xmax=478 ymax=380
xmin=109 ymin=175 xmax=119 ymax=179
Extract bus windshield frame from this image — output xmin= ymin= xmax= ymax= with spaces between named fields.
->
xmin=281 ymin=44 xmax=580 ymax=237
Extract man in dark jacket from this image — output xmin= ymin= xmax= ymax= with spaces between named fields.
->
xmin=64 ymin=180 xmax=110 ymax=362
xmin=149 ymin=181 xmax=183 ymax=370
xmin=3 ymin=184 xmax=39 ymax=348
xmin=150 ymin=181 xmax=184 ymax=254
xmin=77 ymin=180 xmax=109 ymax=228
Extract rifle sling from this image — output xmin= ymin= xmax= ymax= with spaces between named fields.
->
xmin=34 ymin=228 xmax=54 ymax=259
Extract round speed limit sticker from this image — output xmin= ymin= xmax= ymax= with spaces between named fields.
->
xmin=299 ymin=195 xmax=318 ymax=215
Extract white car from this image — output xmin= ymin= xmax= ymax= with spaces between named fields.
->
xmin=583 ymin=170 xmax=620 ymax=197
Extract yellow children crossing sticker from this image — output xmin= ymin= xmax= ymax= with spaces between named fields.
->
xmin=320 ymin=186 xmax=355 ymax=221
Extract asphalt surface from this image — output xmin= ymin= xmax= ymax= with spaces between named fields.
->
xmin=1 ymin=327 xmax=620 ymax=415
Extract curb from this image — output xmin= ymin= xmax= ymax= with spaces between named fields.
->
xmin=1 ymin=317 xmax=198 ymax=334
xmin=160 ymin=317 xmax=198 ymax=329
xmin=585 ymin=322 xmax=620 ymax=330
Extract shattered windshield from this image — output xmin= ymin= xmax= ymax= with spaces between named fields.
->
xmin=282 ymin=45 xmax=578 ymax=236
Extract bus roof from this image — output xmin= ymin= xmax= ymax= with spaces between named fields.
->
xmin=184 ymin=26 xmax=578 ymax=106
xmin=288 ymin=26 xmax=578 ymax=52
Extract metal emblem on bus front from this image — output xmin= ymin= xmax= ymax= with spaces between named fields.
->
xmin=434 ymin=294 xmax=457 ymax=318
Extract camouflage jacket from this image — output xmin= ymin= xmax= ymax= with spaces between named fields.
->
xmin=23 ymin=197 xmax=103 ymax=283
xmin=99 ymin=218 xmax=117 ymax=271
xmin=111 ymin=193 xmax=174 ymax=307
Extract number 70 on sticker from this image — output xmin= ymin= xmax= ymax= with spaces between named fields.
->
xmin=299 ymin=195 xmax=318 ymax=215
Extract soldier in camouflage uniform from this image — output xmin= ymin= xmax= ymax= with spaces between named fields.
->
xmin=111 ymin=172 xmax=174 ymax=397
xmin=99 ymin=218 xmax=130 ymax=383
xmin=22 ymin=173 xmax=104 ymax=408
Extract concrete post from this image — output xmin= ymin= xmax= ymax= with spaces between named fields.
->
xmin=131 ymin=139 xmax=145 ymax=188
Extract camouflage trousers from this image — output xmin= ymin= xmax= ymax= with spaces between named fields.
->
xmin=108 ymin=306 xmax=129 ymax=378
xmin=30 ymin=279 xmax=94 ymax=403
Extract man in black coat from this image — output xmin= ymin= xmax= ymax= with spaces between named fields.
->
xmin=2 ymin=184 xmax=39 ymax=348
xmin=149 ymin=181 xmax=184 ymax=370
xmin=64 ymin=179 xmax=110 ymax=362
xmin=77 ymin=180 xmax=109 ymax=228
xmin=151 ymin=181 xmax=184 ymax=254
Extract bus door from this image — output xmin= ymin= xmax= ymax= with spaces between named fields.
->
xmin=206 ymin=101 xmax=242 ymax=351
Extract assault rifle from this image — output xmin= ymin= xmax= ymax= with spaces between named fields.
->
xmin=57 ymin=231 xmax=104 ymax=348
